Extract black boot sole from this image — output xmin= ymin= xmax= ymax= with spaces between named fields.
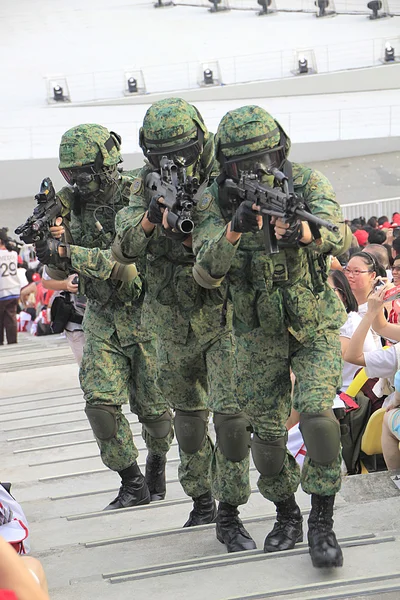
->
xmin=103 ymin=494 xmax=151 ymax=510
xmin=309 ymin=548 xmax=344 ymax=568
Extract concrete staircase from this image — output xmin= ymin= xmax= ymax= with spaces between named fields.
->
xmin=1 ymin=333 xmax=400 ymax=600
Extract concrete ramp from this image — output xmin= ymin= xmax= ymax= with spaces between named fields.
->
xmin=1 ymin=333 xmax=399 ymax=600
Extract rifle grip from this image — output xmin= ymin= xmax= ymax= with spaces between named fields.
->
xmin=263 ymin=215 xmax=279 ymax=255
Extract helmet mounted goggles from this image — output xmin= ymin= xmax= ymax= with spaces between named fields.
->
xmin=143 ymin=128 xmax=204 ymax=170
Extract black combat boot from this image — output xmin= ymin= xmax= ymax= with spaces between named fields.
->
xmin=264 ymin=494 xmax=303 ymax=552
xmin=307 ymin=494 xmax=343 ymax=568
xmin=183 ymin=491 xmax=217 ymax=527
xmin=145 ymin=451 xmax=167 ymax=501
xmin=103 ymin=462 xmax=151 ymax=510
xmin=216 ymin=502 xmax=257 ymax=552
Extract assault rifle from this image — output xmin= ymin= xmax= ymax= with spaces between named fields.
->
xmin=15 ymin=178 xmax=62 ymax=244
xmin=145 ymin=157 xmax=199 ymax=234
xmin=225 ymin=169 xmax=338 ymax=254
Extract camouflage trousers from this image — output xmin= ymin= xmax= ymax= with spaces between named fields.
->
xmin=80 ymin=331 xmax=173 ymax=472
xmin=156 ymin=328 xmax=251 ymax=505
xmin=234 ymin=327 xmax=343 ymax=503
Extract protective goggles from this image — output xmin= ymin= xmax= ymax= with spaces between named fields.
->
xmin=222 ymin=146 xmax=285 ymax=181
xmin=59 ymin=165 xmax=97 ymax=185
xmin=144 ymin=132 xmax=204 ymax=170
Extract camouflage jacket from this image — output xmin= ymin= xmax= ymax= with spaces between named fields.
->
xmin=52 ymin=174 xmax=147 ymax=345
xmin=192 ymin=164 xmax=347 ymax=344
xmin=113 ymin=155 xmax=231 ymax=344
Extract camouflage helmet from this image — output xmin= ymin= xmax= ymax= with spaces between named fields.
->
xmin=58 ymin=124 xmax=122 ymax=170
xmin=139 ymin=98 xmax=208 ymax=168
xmin=215 ymin=106 xmax=290 ymax=179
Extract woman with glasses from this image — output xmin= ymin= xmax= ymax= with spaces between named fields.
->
xmin=343 ymin=251 xmax=387 ymax=349
xmin=388 ymin=255 xmax=400 ymax=324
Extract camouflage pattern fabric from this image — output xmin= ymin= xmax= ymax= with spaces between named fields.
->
xmin=59 ymin=124 xmax=121 ymax=168
xmin=113 ymin=113 xmax=251 ymax=502
xmin=157 ymin=329 xmax=251 ymax=503
xmin=80 ymin=333 xmax=173 ymax=471
xmin=50 ymin=170 xmax=172 ymax=472
xmin=192 ymin=106 xmax=348 ymax=500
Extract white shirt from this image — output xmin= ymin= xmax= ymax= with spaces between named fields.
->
xmin=340 ymin=311 xmax=377 ymax=390
xmin=0 ymin=248 xmax=21 ymax=299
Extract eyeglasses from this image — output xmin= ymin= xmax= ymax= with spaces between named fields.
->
xmin=392 ymin=266 xmax=400 ymax=272
xmin=344 ymin=268 xmax=372 ymax=276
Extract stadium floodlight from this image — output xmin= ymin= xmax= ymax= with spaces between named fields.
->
xmin=123 ymin=70 xmax=146 ymax=96
xmin=203 ymin=69 xmax=214 ymax=85
xmin=197 ymin=61 xmax=222 ymax=87
xmin=367 ymin=1 xmax=387 ymax=19
xmin=127 ymin=77 xmax=138 ymax=93
xmin=384 ymin=43 xmax=395 ymax=62
xmin=208 ymin=0 xmax=229 ymax=13
xmin=298 ymin=57 xmax=308 ymax=74
xmin=315 ymin=0 xmax=336 ymax=17
xmin=45 ymin=75 xmax=71 ymax=104
xmin=53 ymin=85 xmax=65 ymax=102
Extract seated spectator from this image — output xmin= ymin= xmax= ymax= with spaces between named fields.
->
xmin=344 ymin=251 xmax=386 ymax=345
xmin=364 ymin=243 xmax=392 ymax=280
xmin=388 ymin=254 xmax=400 ymax=324
xmin=353 ymin=229 xmax=368 ymax=248
xmin=343 ymin=285 xmax=400 ymax=469
xmin=368 ymin=229 xmax=386 ymax=246
xmin=378 ymin=216 xmax=390 ymax=229
xmin=367 ymin=216 xmax=378 ymax=229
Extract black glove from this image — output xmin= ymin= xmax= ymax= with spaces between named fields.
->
xmin=34 ymin=238 xmax=70 ymax=265
xmin=231 ymin=200 xmax=260 ymax=234
xmin=147 ymin=195 xmax=164 ymax=225
xmin=278 ymin=219 xmax=303 ymax=246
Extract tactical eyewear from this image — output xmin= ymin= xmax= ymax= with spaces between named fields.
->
xmin=60 ymin=165 xmax=96 ymax=185
xmin=145 ymin=133 xmax=204 ymax=170
xmin=223 ymin=146 xmax=286 ymax=181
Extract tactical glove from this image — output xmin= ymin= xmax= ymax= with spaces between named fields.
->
xmin=231 ymin=200 xmax=260 ymax=234
xmin=147 ymin=196 xmax=164 ymax=225
xmin=34 ymin=238 xmax=70 ymax=265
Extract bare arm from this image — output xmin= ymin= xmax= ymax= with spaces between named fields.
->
xmin=0 ymin=536 xmax=50 ymax=600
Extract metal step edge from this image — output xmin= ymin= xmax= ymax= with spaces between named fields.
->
xmin=224 ymin=573 xmax=400 ymax=600
xmin=103 ymin=533 xmax=379 ymax=580
xmin=107 ymin=537 xmax=397 ymax=585
xmin=29 ymin=442 xmax=179 ymax=466
xmin=84 ymin=510 xmax=312 ymax=548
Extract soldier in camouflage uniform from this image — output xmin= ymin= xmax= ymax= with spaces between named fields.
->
xmin=35 ymin=124 xmax=174 ymax=510
xmin=112 ymin=98 xmax=256 ymax=552
xmin=191 ymin=106 xmax=348 ymax=568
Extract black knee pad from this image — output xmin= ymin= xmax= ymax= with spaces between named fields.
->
xmin=140 ymin=410 xmax=172 ymax=439
xmin=251 ymin=433 xmax=287 ymax=477
xmin=299 ymin=409 xmax=341 ymax=465
xmin=174 ymin=409 xmax=208 ymax=454
xmin=214 ymin=412 xmax=252 ymax=462
xmin=85 ymin=404 xmax=118 ymax=441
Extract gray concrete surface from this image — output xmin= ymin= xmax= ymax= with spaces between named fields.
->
xmin=0 ymin=333 xmax=399 ymax=599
